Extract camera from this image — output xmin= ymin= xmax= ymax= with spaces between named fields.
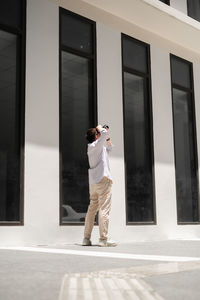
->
xmin=103 ymin=125 xmax=110 ymax=141
xmin=103 ymin=124 xmax=109 ymax=129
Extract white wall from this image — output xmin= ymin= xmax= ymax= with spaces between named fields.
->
xmin=150 ymin=46 xmax=177 ymax=237
xmin=1 ymin=0 xmax=200 ymax=246
xmin=96 ymin=24 xmax=126 ymax=241
xmin=1 ymin=0 xmax=61 ymax=246
xmin=170 ymin=0 xmax=188 ymax=14
xmin=24 ymin=0 xmax=60 ymax=243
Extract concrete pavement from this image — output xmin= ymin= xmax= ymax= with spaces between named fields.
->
xmin=1 ymin=240 xmax=200 ymax=299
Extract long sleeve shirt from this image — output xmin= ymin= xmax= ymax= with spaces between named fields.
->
xmin=88 ymin=128 xmax=112 ymax=185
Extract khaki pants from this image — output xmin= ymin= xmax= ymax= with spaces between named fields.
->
xmin=84 ymin=177 xmax=112 ymax=241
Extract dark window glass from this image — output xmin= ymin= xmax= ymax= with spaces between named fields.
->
xmin=0 ymin=0 xmax=22 ymax=30
xmin=61 ymin=12 xmax=93 ymax=54
xmin=0 ymin=30 xmax=19 ymax=221
xmin=122 ymin=35 xmax=155 ymax=223
xmin=171 ymin=55 xmax=199 ymax=223
xmin=123 ymin=38 xmax=147 ymax=73
xmin=159 ymin=0 xmax=170 ymax=4
xmin=171 ymin=56 xmax=191 ymax=89
xmin=60 ymin=9 xmax=96 ymax=224
xmin=187 ymin=0 xmax=200 ymax=22
xmin=0 ymin=1 xmax=25 ymax=224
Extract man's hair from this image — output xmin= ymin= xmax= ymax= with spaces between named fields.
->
xmin=86 ymin=128 xmax=97 ymax=143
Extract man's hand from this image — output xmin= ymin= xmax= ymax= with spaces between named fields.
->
xmin=106 ymin=139 xmax=112 ymax=147
xmin=96 ymin=125 xmax=102 ymax=133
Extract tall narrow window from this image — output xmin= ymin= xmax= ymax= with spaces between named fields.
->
xmin=170 ymin=55 xmax=199 ymax=223
xmin=0 ymin=1 xmax=26 ymax=224
xmin=60 ymin=9 xmax=97 ymax=224
xmin=122 ymin=34 xmax=156 ymax=224
xmin=187 ymin=0 xmax=200 ymax=22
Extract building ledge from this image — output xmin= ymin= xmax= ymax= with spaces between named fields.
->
xmin=143 ymin=0 xmax=200 ymax=31
xmin=79 ymin=0 xmax=200 ymax=55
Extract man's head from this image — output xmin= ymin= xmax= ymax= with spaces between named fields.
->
xmin=86 ymin=128 xmax=100 ymax=143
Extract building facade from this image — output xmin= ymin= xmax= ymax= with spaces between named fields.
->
xmin=1 ymin=0 xmax=200 ymax=245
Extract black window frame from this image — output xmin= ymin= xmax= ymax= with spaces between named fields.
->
xmin=121 ymin=33 xmax=156 ymax=225
xmin=170 ymin=54 xmax=200 ymax=225
xmin=0 ymin=1 xmax=26 ymax=226
xmin=59 ymin=8 xmax=97 ymax=226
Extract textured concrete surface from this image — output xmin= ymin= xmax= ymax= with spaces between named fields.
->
xmin=1 ymin=240 xmax=200 ymax=300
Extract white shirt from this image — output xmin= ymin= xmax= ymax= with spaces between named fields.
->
xmin=88 ymin=128 xmax=112 ymax=184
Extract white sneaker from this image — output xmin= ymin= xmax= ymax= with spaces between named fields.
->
xmin=98 ymin=239 xmax=117 ymax=247
xmin=82 ymin=238 xmax=92 ymax=246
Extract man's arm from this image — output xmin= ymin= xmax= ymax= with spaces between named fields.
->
xmin=95 ymin=125 xmax=109 ymax=146
xmin=106 ymin=138 xmax=113 ymax=152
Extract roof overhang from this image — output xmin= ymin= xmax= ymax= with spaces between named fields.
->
xmin=79 ymin=0 xmax=200 ymax=55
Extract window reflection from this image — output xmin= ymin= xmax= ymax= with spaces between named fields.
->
xmin=172 ymin=88 xmax=199 ymax=222
xmin=0 ymin=30 xmax=20 ymax=221
xmin=60 ymin=10 xmax=96 ymax=224
xmin=124 ymin=72 xmax=154 ymax=222
xmin=61 ymin=52 xmax=92 ymax=223
xmin=122 ymin=34 xmax=155 ymax=224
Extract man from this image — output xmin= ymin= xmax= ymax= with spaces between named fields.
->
xmin=82 ymin=124 xmax=116 ymax=247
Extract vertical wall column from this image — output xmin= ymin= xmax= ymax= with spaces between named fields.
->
xmin=96 ymin=23 xmax=126 ymax=240
xmin=151 ymin=46 xmax=177 ymax=236
xmin=25 ymin=0 xmax=59 ymax=242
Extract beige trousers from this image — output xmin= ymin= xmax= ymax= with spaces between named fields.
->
xmin=84 ymin=176 xmax=112 ymax=241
